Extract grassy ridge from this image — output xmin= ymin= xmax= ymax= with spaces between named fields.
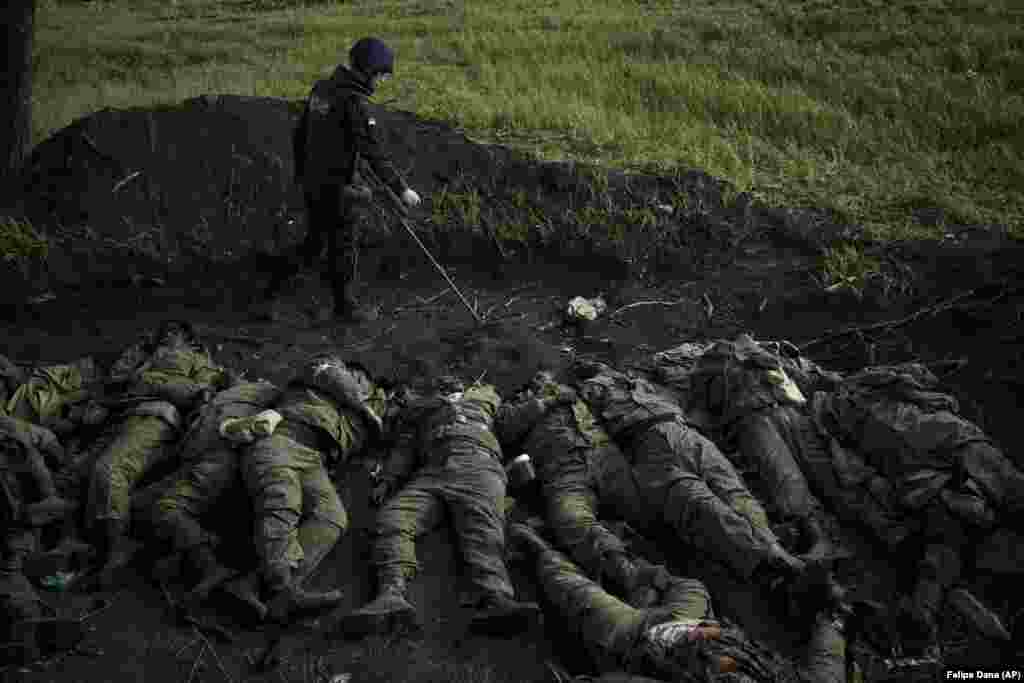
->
xmin=32 ymin=0 xmax=1024 ymax=242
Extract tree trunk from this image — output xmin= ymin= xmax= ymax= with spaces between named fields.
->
xmin=1 ymin=0 xmax=36 ymax=186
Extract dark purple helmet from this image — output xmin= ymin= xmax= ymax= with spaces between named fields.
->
xmin=350 ymin=37 xmax=395 ymax=77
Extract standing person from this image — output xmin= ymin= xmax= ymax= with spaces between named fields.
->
xmin=263 ymin=36 xmax=423 ymax=323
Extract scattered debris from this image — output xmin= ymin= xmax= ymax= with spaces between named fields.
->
xmin=609 ymin=298 xmax=686 ymax=319
xmin=27 ymin=292 xmax=57 ymax=305
xmin=702 ymin=293 xmax=715 ymax=320
xmin=130 ymin=275 xmax=166 ymax=288
xmin=111 ymin=171 xmax=142 ymax=194
xmin=565 ymin=296 xmax=607 ymax=323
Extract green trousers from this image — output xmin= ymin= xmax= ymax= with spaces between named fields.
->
xmin=373 ymin=453 xmax=513 ymax=600
xmin=242 ymin=433 xmax=347 ymax=587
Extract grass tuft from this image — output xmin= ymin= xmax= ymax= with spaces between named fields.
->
xmin=0 ymin=217 xmax=50 ymax=264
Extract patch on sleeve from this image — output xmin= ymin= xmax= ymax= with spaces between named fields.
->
xmin=368 ymin=117 xmax=377 ymax=127
xmin=309 ymin=94 xmax=330 ymax=115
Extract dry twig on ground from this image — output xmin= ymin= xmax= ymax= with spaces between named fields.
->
xmin=799 ymin=283 xmax=1023 ymax=352
xmin=609 ymin=299 xmax=687 ymax=318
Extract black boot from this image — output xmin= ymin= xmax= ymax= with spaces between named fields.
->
xmin=267 ymin=581 xmax=345 ymax=624
xmin=339 ymin=573 xmax=418 ymax=637
xmin=469 ymin=592 xmax=541 ymax=636
xmin=93 ymin=519 xmax=132 ymax=591
xmin=185 ymin=544 xmax=238 ymax=605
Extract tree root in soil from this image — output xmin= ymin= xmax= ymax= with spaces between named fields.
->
xmin=798 ymin=282 xmax=1024 ymax=353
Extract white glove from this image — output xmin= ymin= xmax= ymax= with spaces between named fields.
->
xmin=400 ymin=187 xmax=421 ymax=208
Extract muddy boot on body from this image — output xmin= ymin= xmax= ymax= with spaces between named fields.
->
xmin=222 ymin=570 xmax=268 ymax=623
xmin=340 ymin=571 xmax=419 ymax=637
xmin=184 ymin=544 xmax=238 ymax=606
xmin=469 ymin=592 xmax=541 ymax=636
xmin=267 ymin=581 xmax=345 ymax=624
xmin=91 ymin=518 xmax=134 ymax=592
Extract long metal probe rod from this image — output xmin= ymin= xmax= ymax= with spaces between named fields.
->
xmin=362 ymin=165 xmax=484 ymax=325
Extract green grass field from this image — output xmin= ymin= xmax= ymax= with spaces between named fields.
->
xmin=32 ymin=0 xmax=1024 ymax=242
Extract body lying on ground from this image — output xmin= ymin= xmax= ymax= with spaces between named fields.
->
xmin=341 ymin=375 xmax=542 ymax=638
xmin=567 ymin=360 xmax=842 ymax=626
xmin=647 ymin=335 xmax=839 ymax=560
xmin=508 ymin=521 xmax=847 ymax=683
xmin=499 ymin=370 xmax=674 ymax=608
xmin=656 ymin=336 xmax=1019 ymax=649
xmin=83 ymin=321 xmax=229 ymax=590
xmin=797 ymin=362 xmax=1019 ymax=645
xmin=140 ymin=379 xmax=282 ymax=614
xmin=239 ymin=354 xmax=392 ymax=623
xmin=1 ymin=417 xmax=79 ymax=665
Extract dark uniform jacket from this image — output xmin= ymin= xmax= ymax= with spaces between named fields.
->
xmin=294 ymin=65 xmax=407 ymax=195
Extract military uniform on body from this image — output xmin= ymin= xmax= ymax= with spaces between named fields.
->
xmin=569 ymin=360 xmax=842 ymax=626
xmin=342 ymin=375 xmax=541 ymax=638
xmin=239 ymin=355 xmax=393 ymax=623
xmin=499 ymin=371 xmax=672 ymax=608
xmin=146 ymin=379 xmax=282 ymax=612
xmin=84 ymin=321 xmax=230 ymax=590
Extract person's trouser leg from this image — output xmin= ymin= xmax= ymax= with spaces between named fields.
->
xmin=774 ymin=406 xmax=915 ymax=549
xmin=736 ymin=411 xmax=819 ymax=521
xmin=327 ymin=198 xmax=363 ymax=315
xmin=543 ymin=460 xmax=625 ymax=569
xmin=630 ymin=427 xmax=780 ymax=579
xmin=534 ymin=540 xmax=648 ymax=669
xmin=544 ymin=463 xmax=664 ymax=604
xmin=242 ymin=435 xmax=308 ymax=590
xmin=88 ymin=415 xmax=178 ymax=530
xmin=443 ymin=455 xmax=516 ymax=601
xmin=264 ymin=189 xmax=328 ymax=299
xmin=293 ymin=456 xmax=347 ymax=585
xmin=371 ymin=473 xmax=447 ymax=587
xmin=153 ymin=449 xmax=238 ymax=554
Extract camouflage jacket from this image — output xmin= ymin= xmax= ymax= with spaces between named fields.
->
xmin=380 ymin=384 xmax=543 ymax=486
xmin=179 ymin=381 xmax=281 ymax=461
xmin=116 ymin=342 xmax=227 ymax=411
xmin=295 ymin=65 xmax=407 ymax=194
xmin=577 ymin=367 xmax=686 ymax=441
xmin=499 ymin=381 xmax=612 ymax=482
xmin=4 ymin=358 xmax=99 ymax=433
xmin=814 ymin=363 xmax=989 ymax=482
xmin=275 ymin=384 xmax=383 ymax=463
